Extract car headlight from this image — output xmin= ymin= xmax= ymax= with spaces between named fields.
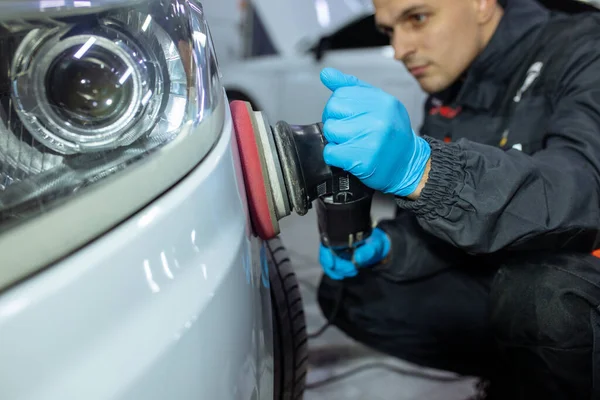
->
xmin=0 ymin=0 xmax=225 ymax=288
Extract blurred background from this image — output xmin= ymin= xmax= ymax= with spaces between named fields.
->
xmin=201 ymin=1 xmax=600 ymax=398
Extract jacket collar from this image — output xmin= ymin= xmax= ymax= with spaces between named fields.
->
xmin=439 ymin=0 xmax=551 ymax=110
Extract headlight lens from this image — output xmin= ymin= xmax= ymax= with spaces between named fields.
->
xmin=0 ymin=0 xmax=223 ymax=231
xmin=13 ymin=23 xmax=163 ymax=153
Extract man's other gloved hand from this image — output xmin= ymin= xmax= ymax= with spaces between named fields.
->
xmin=319 ymin=228 xmax=391 ymax=280
xmin=320 ymin=67 xmax=431 ymax=197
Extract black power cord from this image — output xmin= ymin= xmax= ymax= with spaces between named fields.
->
xmin=306 ymin=361 xmax=467 ymax=390
xmin=307 ymin=283 xmax=344 ymax=339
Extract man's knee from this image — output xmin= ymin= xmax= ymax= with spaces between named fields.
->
xmin=316 ymin=270 xmax=495 ymax=376
xmin=489 ymin=254 xmax=600 ymax=349
xmin=489 ymin=254 xmax=600 ymax=399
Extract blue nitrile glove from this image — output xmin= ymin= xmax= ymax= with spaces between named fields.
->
xmin=320 ymin=68 xmax=431 ymax=197
xmin=319 ymin=228 xmax=391 ymax=280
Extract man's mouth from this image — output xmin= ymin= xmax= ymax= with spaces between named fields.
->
xmin=408 ymin=65 xmax=429 ymax=77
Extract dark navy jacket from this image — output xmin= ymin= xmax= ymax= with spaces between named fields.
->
xmin=378 ymin=0 xmax=600 ymax=281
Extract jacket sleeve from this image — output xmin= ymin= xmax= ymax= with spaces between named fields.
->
xmin=396 ymin=41 xmax=600 ymax=254
xmin=373 ymin=210 xmax=469 ymax=281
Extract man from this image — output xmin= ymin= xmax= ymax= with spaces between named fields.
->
xmin=315 ymin=0 xmax=600 ymax=398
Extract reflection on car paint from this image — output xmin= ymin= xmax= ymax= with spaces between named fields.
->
xmin=243 ymin=240 xmax=252 ymax=285
xmin=260 ymin=243 xmax=270 ymax=289
xmin=143 ymin=259 xmax=161 ymax=293
xmin=160 ymin=251 xmax=175 ymax=280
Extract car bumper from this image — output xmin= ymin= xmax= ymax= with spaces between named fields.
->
xmin=0 ymin=106 xmax=274 ymax=399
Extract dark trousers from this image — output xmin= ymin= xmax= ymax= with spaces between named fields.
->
xmin=317 ymin=252 xmax=600 ymax=399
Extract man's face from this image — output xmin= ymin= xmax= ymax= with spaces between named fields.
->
xmin=373 ymin=0 xmax=501 ymax=93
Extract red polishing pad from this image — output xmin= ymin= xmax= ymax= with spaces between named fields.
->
xmin=230 ymin=100 xmax=278 ymax=240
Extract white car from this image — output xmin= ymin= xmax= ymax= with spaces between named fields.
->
xmin=220 ymin=0 xmax=428 ymax=129
xmin=0 ymin=1 xmax=307 ymax=399
xmin=218 ymin=0 xmax=600 ymax=130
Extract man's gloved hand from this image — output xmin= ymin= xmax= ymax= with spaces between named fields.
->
xmin=319 ymin=228 xmax=391 ymax=280
xmin=320 ymin=67 xmax=431 ymax=197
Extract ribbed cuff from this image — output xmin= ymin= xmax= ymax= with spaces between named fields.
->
xmin=395 ymin=136 xmax=465 ymax=220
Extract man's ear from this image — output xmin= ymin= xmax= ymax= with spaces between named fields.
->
xmin=475 ymin=0 xmax=501 ymax=24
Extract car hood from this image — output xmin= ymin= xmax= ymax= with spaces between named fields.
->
xmin=251 ymin=0 xmax=375 ymax=55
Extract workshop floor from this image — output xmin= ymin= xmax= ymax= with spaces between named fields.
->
xmin=278 ymin=193 xmax=479 ymax=400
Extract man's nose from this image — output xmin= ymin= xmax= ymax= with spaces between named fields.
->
xmin=392 ymin=32 xmax=416 ymax=61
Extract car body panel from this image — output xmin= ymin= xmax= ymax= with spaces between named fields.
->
xmin=221 ymin=45 xmax=426 ymax=129
xmin=0 ymin=106 xmax=275 ymax=400
xmin=222 ymin=55 xmax=285 ymax=122
xmin=250 ymin=0 xmax=375 ymax=55
xmin=276 ymin=46 xmax=425 ymax=128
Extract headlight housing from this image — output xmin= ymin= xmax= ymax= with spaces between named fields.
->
xmin=12 ymin=21 xmax=166 ymax=154
xmin=0 ymin=0 xmax=225 ymax=287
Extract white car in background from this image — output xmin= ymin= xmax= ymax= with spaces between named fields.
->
xmin=0 ymin=0 xmax=306 ymax=399
xmin=217 ymin=0 xmax=600 ymax=129
xmin=220 ymin=0 xmax=428 ymax=128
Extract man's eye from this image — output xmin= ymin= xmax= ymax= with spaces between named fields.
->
xmin=411 ymin=13 xmax=428 ymax=25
